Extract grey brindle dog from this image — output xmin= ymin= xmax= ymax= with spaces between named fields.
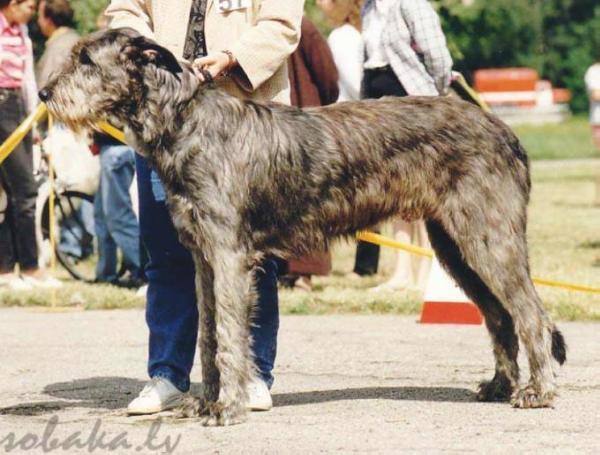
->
xmin=41 ymin=29 xmax=566 ymax=426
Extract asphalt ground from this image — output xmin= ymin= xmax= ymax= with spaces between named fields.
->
xmin=0 ymin=308 xmax=598 ymax=454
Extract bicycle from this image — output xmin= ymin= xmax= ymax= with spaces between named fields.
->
xmin=34 ymin=169 xmax=97 ymax=282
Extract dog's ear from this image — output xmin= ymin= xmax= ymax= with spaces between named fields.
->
xmin=122 ymin=36 xmax=182 ymax=75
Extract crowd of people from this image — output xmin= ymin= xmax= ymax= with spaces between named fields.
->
xmin=0 ymin=0 xmax=597 ymax=414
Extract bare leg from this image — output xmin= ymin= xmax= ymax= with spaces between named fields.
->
xmin=413 ymin=220 xmax=432 ymax=291
xmin=372 ymin=219 xmax=413 ymax=291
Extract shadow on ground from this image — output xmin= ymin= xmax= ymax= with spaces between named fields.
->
xmin=0 ymin=377 xmax=475 ymax=416
xmin=0 ymin=377 xmax=146 ymax=416
xmin=273 ymin=386 xmax=475 ymax=407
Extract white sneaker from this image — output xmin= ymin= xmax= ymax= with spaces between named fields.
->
xmin=127 ymin=377 xmax=184 ymax=415
xmin=21 ymin=274 xmax=63 ymax=289
xmin=135 ymin=284 xmax=148 ymax=298
xmin=247 ymin=379 xmax=272 ymax=411
xmin=0 ymin=274 xmax=33 ymax=291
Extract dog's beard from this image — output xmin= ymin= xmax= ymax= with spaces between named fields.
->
xmin=45 ymin=99 xmax=101 ymax=136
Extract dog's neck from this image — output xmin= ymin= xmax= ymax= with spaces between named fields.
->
xmin=123 ymin=69 xmax=191 ymax=150
xmin=125 ymin=71 xmax=244 ymax=190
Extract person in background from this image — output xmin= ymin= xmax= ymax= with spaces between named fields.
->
xmin=355 ymin=0 xmax=452 ymax=291
xmin=584 ymin=56 xmax=600 ymax=267
xmin=92 ymin=131 xmax=143 ymax=288
xmin=104 ymin=0 xmax=303 ymax=415
xmin=0 ymin=0 xmax=61 ymax=290
xmin=283 ymin=15 xmax=338 ymax=291
xmin=35 ymin=0 xmax=79 ymax=88
xmin=584 ymin=57 xmax=600 ymax=208
xmin=317 ymin=0 xmax=363 ymax=102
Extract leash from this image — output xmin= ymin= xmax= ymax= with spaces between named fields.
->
xmin=356 ymin=231 xmax=600 ymax=294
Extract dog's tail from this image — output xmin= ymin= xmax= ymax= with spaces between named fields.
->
xmin=551 ymin=326 xmax=567 ymax=365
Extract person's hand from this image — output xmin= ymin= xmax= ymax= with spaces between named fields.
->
xmin=191 ymin=51 xmax=236 ymax=82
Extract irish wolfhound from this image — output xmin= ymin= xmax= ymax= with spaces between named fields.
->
xmin=41 ymin=29 xmax=566 ymax=426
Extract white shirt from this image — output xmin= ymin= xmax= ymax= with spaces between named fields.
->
xmin=362 ymin=0 xmax=393 ymax=69
xmin=361 ymin=0 xmax=452 ymax=96
xmin=328 ymin=24 xmax=363 ymax=101
xmin=584 ymin=63 xmax=600 ymax=125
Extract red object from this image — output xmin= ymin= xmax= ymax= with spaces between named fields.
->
xmin=552 ymin=88 xmax=571 ymax=104
xmin=420 ymin=302 xmax=483 ymax=325
xmin=89 ymin=143 xmax=100 ymax=156
xmin=474 ymin=68 xmax=538 ymax=93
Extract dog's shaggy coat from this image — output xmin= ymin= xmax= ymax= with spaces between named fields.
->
xmin=42 ymin=29 xmax=566 ymax=425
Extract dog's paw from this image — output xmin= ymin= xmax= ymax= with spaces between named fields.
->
xmin=511 ymin=385 xmax=556 ymax=409
xmin=174 ymin=395 xmax=209 ymax=418
xmin=200 ymin=403 xmax=247 ymax=427
xmin=477 ymin=374 xmax=513 ymax=402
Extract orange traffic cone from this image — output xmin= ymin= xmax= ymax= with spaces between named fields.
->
xmin=420 ymin=256 xmax=482 ymax=324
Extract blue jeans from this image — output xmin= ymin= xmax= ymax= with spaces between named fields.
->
xmin=136 ymin=155 xmax=279 ymax=392
xmin=59 ymin=199 xmax=95 ymax=259
xmin=94 ymin=144 xmax=140 ymax=281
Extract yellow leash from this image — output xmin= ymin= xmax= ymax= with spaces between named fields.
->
xmin=47 ymin=113 xmax=57 ymax=308
xmin=98 ymin=121 xmax=126 ymax=143
xmin=0 ymin=103 xmax=47 ymax=165
xmin=356 ymin=231 xmax=600 ymax=294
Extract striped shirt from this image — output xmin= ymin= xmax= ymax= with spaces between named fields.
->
xmin=362 ymin=0 xmax=453 ymax=96
xmin=0 ymin=12 xmax=27 ymax=88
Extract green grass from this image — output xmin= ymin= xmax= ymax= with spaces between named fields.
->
xmin=1 ymin=162 xmax=599 ymax=320
xmin=514 ymin=115 xmax=598 ymax=160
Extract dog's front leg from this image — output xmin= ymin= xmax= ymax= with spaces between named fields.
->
xmin=176 ymin=253 xmax=219 ymax=418
xmin=199 ymin=247 xmax=255 ymax=426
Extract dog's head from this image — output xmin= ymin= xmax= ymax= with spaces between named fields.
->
xmin=41 ymin=28 xmax=195 ymax=134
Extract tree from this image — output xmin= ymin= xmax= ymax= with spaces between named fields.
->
xmin=437 ymin=0 xmax=598 ymax=112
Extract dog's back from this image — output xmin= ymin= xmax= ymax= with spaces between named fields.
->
xmin=239 ymin=95 xmax=530 ymax=255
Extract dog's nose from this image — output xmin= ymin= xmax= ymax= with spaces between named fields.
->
xmin=38 ymin=88 xmax=51 ymax=102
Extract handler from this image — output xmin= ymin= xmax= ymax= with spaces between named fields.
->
xmin=104 ymin=0 xmax=303 ymax=414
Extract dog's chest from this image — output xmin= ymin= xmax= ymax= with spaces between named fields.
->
xmin=167 ymin=193 xmax=204 ymax=250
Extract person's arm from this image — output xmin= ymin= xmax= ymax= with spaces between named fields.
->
xmin=220 ymin=0 xmax=304 ymax=92
xmin=22 ymin=31 xmax=37 ymax=114
xmin=300 ymin=19 xmax=338 ymax=105
xmin=328 ymin=27 xmax=362 ymax=101
xmin=104 ymin=0 xmax=155 ymax=38
xmin=400 ymin=0 xmax=452 ymax=95
xmin=584 ymin=66 xmax=600 ymax=101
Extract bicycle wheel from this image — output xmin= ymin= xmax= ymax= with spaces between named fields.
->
xmin=40 ymin=190 xmax=97 ymax=282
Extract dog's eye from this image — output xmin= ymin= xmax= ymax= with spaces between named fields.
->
xmin=79 ymin=49 xmax=94 ymax=66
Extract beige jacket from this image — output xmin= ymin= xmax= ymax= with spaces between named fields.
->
xmin=105 ymin=0 xmax=304 ymax=104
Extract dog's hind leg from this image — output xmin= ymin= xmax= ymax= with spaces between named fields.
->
xmin=429 ymin=201 xmax=565 ymax=408
xmin=426 ymin=220 xmax=519 ymax=402
xmin=199 ymin=246 xmax=256 ymax=426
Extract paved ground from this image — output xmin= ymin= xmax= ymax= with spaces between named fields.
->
xmin=0 ymin=308 xmax=598 ymax=454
